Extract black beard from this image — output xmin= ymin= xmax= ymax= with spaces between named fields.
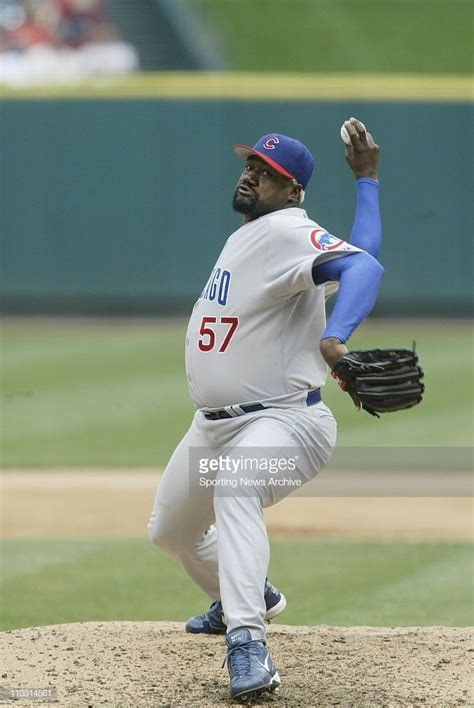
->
xmin=232 ymin=188 xmax=259 ymax=215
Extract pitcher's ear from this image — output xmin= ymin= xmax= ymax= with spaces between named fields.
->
xmin=290 ymin=179 xmax=304 ymax=205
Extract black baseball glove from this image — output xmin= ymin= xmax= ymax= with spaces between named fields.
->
xmin=331 ymin=347 xmax=424 ymax=417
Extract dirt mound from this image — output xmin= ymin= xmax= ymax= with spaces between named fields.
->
xmin=1 ymin=622 xmax=472 ymax=706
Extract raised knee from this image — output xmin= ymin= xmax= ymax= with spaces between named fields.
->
xmin=147 ymin=517 xmax=174 ymax=552
xmin=148 ymin=516 xmax=197 ymax=558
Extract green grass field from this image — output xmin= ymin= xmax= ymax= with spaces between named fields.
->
xmin=0 ymin=319 xmax=471 ymax=467
xmin=1 ymin=319 xmax=472 ymax=632
xmin=1 ymin=538 xmax=472 ymax=631
xmin=202 ymin=0 xmax=473 ymax=74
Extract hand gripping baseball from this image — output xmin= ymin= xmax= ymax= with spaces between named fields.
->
xmin=341 ymin=117 xmax=379 ymax=180
xmin=331 ymin=346 xmax=425 ymax=417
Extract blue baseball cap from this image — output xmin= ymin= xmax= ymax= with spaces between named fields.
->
xmin=233 ymin=133 xmax=314 ymax=189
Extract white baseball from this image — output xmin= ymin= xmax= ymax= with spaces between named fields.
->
xmin=340 ymin=119 xmax=366 ymax=145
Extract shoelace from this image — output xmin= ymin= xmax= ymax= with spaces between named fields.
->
xmin=222 ymin=640 xmax=266 ymax=676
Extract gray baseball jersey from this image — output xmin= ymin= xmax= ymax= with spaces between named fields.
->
xmin=185 ymin=206 xmax=361 ymax=408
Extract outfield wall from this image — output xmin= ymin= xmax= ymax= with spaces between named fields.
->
xmin=1 ymin=92 xmax=472 ymax=315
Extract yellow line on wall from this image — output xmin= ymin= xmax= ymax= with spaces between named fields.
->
xmin=0 ymin=72 xmax=472 ymax=101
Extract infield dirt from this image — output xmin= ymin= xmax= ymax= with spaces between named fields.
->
xmin=1 ymin=622 xmax=472 ymax=707
xmin=1 ymin=470 xmax=472 ymax=540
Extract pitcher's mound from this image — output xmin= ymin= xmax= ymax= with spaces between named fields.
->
xmin=1 ymin=622 xmax=472 ymax=706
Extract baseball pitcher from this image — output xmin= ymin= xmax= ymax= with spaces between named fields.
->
xmin=148 ymin=118 xmax=424 ymax=701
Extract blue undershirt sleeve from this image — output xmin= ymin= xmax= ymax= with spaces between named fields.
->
xmin=350 ymin=177 xmax=381 ymax=257
xmin=312 ymin=252 xmax=384 ymax=343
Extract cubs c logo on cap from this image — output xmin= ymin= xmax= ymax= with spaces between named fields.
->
xmin=233 ymin=133 xmax=315 ymax=189
xmin=263 ymin=136 xmax=280 ymax=150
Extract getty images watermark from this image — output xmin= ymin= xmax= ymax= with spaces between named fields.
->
xmin=188 ymin=446 xmax=310 ymax=496
xmin=188 ymin=446 xmax=473 ymax=497
xmin=197 ymin=453 xmax=302 ymax=491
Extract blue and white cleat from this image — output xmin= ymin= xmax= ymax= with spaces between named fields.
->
xmin=263 ymin=579 xmax=287 ymax=622
xmin=185 ymin=579 xmax=286 ymax=634
xmin=224 ymin=627 xmax=281 ymax=701
xmin=185 ymin=599 xmax=226 ymax=634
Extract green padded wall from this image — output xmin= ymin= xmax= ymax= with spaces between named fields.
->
xmin=1 ymin=99 xmax=472 ymax=314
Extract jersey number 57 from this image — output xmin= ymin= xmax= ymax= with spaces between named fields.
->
xmin=198 ymin=316 xmax=239 ymax=353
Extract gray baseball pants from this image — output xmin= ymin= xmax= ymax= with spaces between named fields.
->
xmin=147 ymin=401 xmax=336 ymax=641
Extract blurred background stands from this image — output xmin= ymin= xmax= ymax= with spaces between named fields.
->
xmin=0 ymin=0 xmax=140 ymax=84
xmin=0 ymin=0 xmax=226 ymax=85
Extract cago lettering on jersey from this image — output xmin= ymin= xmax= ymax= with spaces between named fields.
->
xmin=200 ymin=267 xmax=232 ymax=306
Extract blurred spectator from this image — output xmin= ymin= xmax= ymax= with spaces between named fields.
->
xmin=0 ymin=0 xmax=139 ymax=85
xmin=56 ymin=0 xmax=104 ymax=48
xmin=5 ymin=5 xmax=53 ymax=50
